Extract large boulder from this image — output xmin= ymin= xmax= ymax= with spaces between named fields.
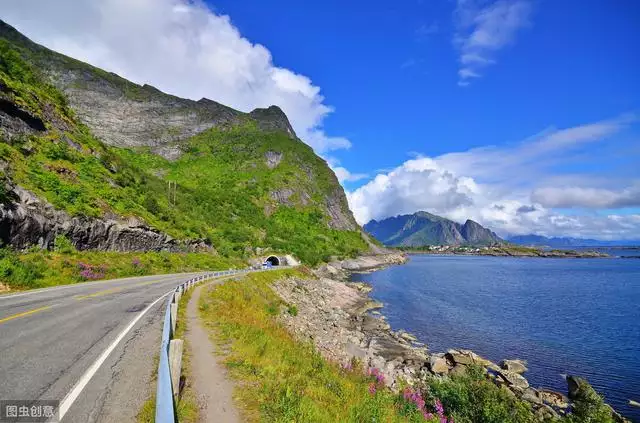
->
xmin=497 ymin=370 xmax=530 ymax=390
xmin=500 ymin=359 xmax=528 ymax=374
xmin=429 ymin=355 xmax=449 ymax=375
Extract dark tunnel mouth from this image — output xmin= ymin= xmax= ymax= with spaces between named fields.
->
xmin=265 ymin=256 xmax=280 ymax=266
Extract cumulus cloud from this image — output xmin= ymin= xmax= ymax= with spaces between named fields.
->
xmin=348 ymin=115 xmax=640 ymax=240
xmin=454 ymin=0 xmax=531 ymax=85
xmin=1 ymin=0 xmax=348 ymax=154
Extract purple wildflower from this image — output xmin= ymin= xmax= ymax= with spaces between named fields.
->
xmin=435 ymin=399 xmax=445 ymax=417
xmin=132 ymin=257 xmax=141 ymax=267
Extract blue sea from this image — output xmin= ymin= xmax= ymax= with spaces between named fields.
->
xmin=351 ymin=254 xmax=640 ymax=421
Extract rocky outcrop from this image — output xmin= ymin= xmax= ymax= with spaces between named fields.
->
xmin=314 ymin=252 xmax=407 ymax=280
xmin=325 ymin=187 xmax=359 ymax=231
xmin=0 ymin=186 xmax=206 ymax=252
xmin=264 ymin=151 xmax=283 ymax=169
xmin=249 ymin=106 xmax=297 ymax=138
xmin=501 ymin=358 xmax=528 ymax=374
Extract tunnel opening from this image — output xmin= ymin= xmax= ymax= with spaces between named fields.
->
xmin=265 ymin=256 xmax=280 ymax=266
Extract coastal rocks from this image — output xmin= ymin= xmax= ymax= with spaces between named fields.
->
xmin=272 ymin=258 xmax=629 ymax=422
xmin=429 ymin=355 xmax=449 ymax=375
xmin=445 ymin=349 xmax=500 ymax=370
xmin=497 ymin=370 xmax=530 ymax=390
xmin=538 ymin=389 xmax=569 ymax=409
xmin=501 ymin=359 xmax=528 ymax=374
xmin=314 ymin=252 xmax=407 ymax=281
xmin=272 ymin=273 xmax=428 ymax=390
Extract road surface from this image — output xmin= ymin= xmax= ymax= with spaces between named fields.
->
xmin=0 ymin=272 xmax=214 ymax=422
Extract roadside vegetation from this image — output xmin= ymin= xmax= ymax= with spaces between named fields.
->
xmin=199 ymin=269 xmax=621 ymax=423
xmin=0 ymin=237 xmax=242 ymax=290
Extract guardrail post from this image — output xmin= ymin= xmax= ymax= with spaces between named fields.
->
xmin=169 ymin=339 xmax=184 ymax=399
xmin=170 ymin=301 xmax=178 ymax=335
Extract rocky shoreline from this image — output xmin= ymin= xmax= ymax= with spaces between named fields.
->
xmin=273 ymin=252 xmax=629 ymax=422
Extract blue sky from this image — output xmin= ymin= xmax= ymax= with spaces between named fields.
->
xmin=3 ymin=0 xmax=640 ymax=239
xmin=209 ymin=0 xmax=640 ymax=187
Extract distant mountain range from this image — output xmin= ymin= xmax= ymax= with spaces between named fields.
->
xmin=507 ymin=235 xmax=640 ymax=247
xmin=364 ymin=211 xmax=503 ymax=247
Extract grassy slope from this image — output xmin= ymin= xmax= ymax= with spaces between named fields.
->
xmin=0 ymin=34 xmax=367 ymax=285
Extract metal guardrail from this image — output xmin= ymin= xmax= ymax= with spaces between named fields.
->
xmin=154 ymin=268 xmax=264 ymax=422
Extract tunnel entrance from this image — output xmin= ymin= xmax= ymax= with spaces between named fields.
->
xmin=265 ymin=256 xmax=280 ymax=266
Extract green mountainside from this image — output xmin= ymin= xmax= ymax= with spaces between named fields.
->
xmin=364 ymin=211 xmax=503 ymax=247
xmin=0 ymin=20 xmax=367 ymax=265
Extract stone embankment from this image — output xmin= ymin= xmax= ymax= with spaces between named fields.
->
xmin=273 ymin=253 xmax=629 ymax=423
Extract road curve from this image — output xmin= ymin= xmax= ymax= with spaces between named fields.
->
xmin=0 ymin=272 xmax=216 ymax=422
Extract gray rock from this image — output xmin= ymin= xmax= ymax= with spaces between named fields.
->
xmin=497 ymin=370 xmax=530 ymax=390
xmin=522 ymin=388 xmax=543 ymax=405
xmin=264 ymin=151 xmax=283 ymax=169
xmin=429 ymin=355 xmax=449 ymax=375
xmin=500 ymin=359 xmax=528 ymax=374
xmin=538 ymin=389 xmax=569 ymax=409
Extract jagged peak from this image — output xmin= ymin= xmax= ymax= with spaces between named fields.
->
xmin=249 ymin=105 xmax=297 ymax=138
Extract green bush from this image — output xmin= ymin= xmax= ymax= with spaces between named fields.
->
xmin=566 ymin=380 xmax=616 ymax=423
xmin=0 ymin=248 xmax=46 ymax=289
xmin=53 ymin=235 xmax=76 ymax=254
xmin=426 ymin=366 xmax=535 ymax=423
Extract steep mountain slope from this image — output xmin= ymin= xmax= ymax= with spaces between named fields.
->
xmin=365 ymin=211 xmax=503 ymax=247
xmin=0 ymin=20 xmax=366 ymax=264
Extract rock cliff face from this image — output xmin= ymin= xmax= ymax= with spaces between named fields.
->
xmin=365 ymin=211 xmax=503 ymax=247
xmin=0 ymin=186 xmax=198 ymax=251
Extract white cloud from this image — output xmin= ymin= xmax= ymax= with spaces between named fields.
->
xmin=454 ymin=0 xmax=531 ymax=85
xmin=348 ymin=115 xmax=640 ymax=240
xmin=531 ymin=185 xmax=640 ymax=209
xmin=332 ymin=167 xmax=369 ymax=183
xmin=1 ymin=0 xmax=349 ymax=154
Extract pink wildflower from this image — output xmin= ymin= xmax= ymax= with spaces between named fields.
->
xmin=368 ymin=383 xmax=376 ymax=395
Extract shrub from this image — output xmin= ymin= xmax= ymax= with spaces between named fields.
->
xmin=53 ymin=235 xmax=76 ymax=254
xmin=567 ymin=379 xmax=616 ymax=423
xmin=425 ymin=365 xmax=535 ymax=423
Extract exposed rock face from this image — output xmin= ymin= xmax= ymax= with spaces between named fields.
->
xmin=365 ymin=211 xmax=503 ymax=247
xmin=264 ymin=150 xmax=283 ymax=169
xmin=0 ymin=95 xmax=46 ymax=138
xmin=249 ymin=106 xmax=297 ymax=138
xmin=0 ymin=186 xmax=202 ymax=252
xmin=325 ymin=187 xmax=359 ymax=231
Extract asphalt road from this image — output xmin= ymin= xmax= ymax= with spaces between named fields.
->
xmin=0 ymin=272 xmax=215 ymax=422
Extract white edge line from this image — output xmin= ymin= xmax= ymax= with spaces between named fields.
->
xmin=57 ymin=290 xmax=172 ymax=420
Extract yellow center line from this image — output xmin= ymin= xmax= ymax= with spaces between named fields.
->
xmin=74 ymin=278 xmax=166 ymax=300
xmin=0 ymin=305 xmax=52 ymax=324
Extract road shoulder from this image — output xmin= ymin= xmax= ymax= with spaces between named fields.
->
xmin=186 ymin=283 xmax=241 ymax=423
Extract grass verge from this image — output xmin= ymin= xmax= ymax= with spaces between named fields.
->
xmin=0 ymin=246 xmax=243 ymax=291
